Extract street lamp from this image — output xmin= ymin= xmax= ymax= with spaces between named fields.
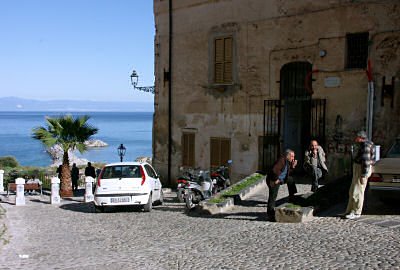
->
xmin=130 ymin=70 xmax=155 ymax=94
xmin=117 ymin=144 xmax=126 ymax=162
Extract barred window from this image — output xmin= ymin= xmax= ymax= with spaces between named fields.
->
xmin=214 ymin=36 xmax=233 ymax=84
xmin=346 ymin=32 xmax=369 ymax=69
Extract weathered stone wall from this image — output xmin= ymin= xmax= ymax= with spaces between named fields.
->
xmin=153 ymin=0 xmax=400 ymax=185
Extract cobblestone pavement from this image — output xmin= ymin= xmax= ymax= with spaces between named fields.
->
xmin=0 ymin=183 xmax=399 ymax=270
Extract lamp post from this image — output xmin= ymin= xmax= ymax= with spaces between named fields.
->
xmin=130 ymin=70 xmax=155 ymax=94
xmin=117 ymin=144 xmax=126 ymax=162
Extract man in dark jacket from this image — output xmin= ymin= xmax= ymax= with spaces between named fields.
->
xmin=71 ymin=163 xmax=79 ymax=191
xmin=267 ymin=149 xmax=298 ymax=220
xmin=84 ymin=162 xmax=96 ymax=179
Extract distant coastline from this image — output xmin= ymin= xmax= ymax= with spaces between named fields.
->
xmin=0 ymin=97 xmax=154 ymax=112
xmin=0 ymin=111 xmax=153 ymax=167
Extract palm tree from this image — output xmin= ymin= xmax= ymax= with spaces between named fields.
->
xmin=32 ymin=115 xmax=98 ymax=197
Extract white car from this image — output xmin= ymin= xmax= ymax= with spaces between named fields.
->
xmin=368 ymin=136 xmax=400 ymax=202
xmin=93 ymin=162 xmax=163 ymax=212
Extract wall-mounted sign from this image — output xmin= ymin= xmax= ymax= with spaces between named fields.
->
xmin=325 ymin=77 xmax=341 ymax=87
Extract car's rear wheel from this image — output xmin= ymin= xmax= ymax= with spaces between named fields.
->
xmin=143 ymin=193 xmax=153 ymax=212
xmin=154 ymin=190 xmax=164 ymax=206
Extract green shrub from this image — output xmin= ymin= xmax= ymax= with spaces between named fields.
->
xmin=0 ymin=156 xmax=19 ymax=168
xmin=284 ymin=203 xmax=302 ymax=209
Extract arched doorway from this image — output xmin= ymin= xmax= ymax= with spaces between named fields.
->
xmin=261 ymin=62 xmax=326 ymax=173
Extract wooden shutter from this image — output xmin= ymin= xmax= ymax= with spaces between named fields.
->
xmin=214 ymin=36 xmax=233 ymax=84
xmin=223 ymin=37 xmax=232 ymax=83
xmin=182 ymin=133 xmax=195 ymax=167
xmin=210 ymin=137 xmax=231 ymax=168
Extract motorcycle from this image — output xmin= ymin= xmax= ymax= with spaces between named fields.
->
xmin=176 ymin=167 xmax=198 ymax=203
xmin=211 ymin=160 xmax=232 ymax=193
xmin=184 ymin=170 xmax=215 ymax=209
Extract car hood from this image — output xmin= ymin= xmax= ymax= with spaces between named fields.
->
xmin=372 ymin=158 xmax=400 ymax=174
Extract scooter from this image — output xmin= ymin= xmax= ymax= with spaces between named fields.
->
xmin=176 ymin=167 xmax=198 ymax=203
xmin=211 ymin=160 xmax=232 ymax=193
xmin=184 ymin=170 xmax=215 ymax=209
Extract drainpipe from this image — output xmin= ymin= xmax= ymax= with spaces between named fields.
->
xmin=167 ymin=0 xmax=173 ymax=186
xmin=365 ymin=60 xmax=374 ymax=140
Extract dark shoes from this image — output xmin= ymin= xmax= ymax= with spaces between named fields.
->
xmin=266 ymin=214 xmax=276 ymax=222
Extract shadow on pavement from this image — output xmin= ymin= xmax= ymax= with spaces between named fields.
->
xmin=29 ymin=198 xmax=50 ymax=205
xmin=60 ymin=202 xmax=95 ymax=213
xmin=187 ymin=210 xmax=267 ymax=221
xmin=316 ymin=188 xmax=400 ymax=217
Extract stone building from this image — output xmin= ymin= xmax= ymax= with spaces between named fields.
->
xmin=152 ymin=0 xmax=400 ymax=186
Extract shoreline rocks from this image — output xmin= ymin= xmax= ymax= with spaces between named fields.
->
xmin=84 ymin=140 xmax=108 ymax=148
xmin=47 ymin=140 xmax=107 ymax=167
xmin=47 ymin=145 xmax=89 ymax=167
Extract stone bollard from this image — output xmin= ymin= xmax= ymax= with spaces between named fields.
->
xmin=85 ymin=176 xmax=95 ymax=203
xmin=0 ymin=170 xmax=4 ymax=193
xmin=15 ymin=177 xmax=25 ymax=206
xmin=51 ymin=177 xmax=61 ymax=204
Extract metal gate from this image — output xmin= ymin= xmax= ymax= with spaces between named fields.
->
xmin=310 ymin=99 xmax=326 ymax=147
xmin=262 ymin=100 xmax=281 ymax=172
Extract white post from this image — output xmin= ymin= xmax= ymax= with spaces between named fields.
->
xmin=0 ymin=170 xmax=4 ymax=193
xmin=85 ymin=176 xmax=94 ymax=203
xmin=51 ymin=177 xmax=61 ymax=204
xmin=15 ymin=177 xmax=25 ymax=206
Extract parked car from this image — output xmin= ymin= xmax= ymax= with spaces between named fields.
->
xmin=368 ymin=136 xmax=400 ymax=202
xmin=93 ymin=162 xmax=163 ymax=212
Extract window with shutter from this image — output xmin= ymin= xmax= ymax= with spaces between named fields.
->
xmin=214 ymin=36 xmax=233 ymax=84
xmin=182 ymin=133 xmax=195 ymax=167
xmin=210 ymin=137 xmax=231 ymax=168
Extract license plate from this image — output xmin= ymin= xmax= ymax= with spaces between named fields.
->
xmin=393 ymin=178 xmax=400 ymax=183
xmin=110 ymin=197 xmax=131 ymax=203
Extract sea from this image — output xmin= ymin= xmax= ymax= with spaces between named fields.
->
xmin=0 ymin=111 xmax=153 ymax=167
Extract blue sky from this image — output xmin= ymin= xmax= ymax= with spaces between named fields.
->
xmin=0 ymin=0 xmax=155 ymax=102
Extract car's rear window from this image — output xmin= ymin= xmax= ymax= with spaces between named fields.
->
xmin=101 ymin=165 xmax=141 ymax=179
xmin=387 ymin=140 xmax=400 ymax=158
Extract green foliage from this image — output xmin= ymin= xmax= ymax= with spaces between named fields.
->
xmin=32 ymin=114 xmax=98 ymax=192
xmin=2 ymin=166 xmax=55 ymax=190
xmin=0 ymin=205 xmax=9 ymax=245
xmin=0 ymin=156 xmax=19 ymax=168
xmin=284 ymin=203 xmax=302 ymax=209
xmin=32 ymin=114 xmax=98 ymax=154
xmin=208 ymin=173 xmax=264 ymax=203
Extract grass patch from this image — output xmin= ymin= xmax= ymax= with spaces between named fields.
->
xmin=0 ymin=205 xmax=9 ymax=245
xmin=208 ymin=173 xmax=264 ymax=204
xmin=284 ymin=203 xmax=302 ymax=209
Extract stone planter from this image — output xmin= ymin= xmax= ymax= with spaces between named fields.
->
xmin=196 ymin=173 xmax=266 ymax=215
xmin=275 ymin=203 xmax=314 ymax=223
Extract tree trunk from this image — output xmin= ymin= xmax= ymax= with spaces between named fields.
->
xmin=60 ymin=150 xmax=73 ymax=197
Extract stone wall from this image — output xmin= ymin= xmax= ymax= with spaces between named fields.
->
xmin=153 ymin=0 xmax=400 ymax=185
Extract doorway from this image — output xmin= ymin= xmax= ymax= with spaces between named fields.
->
xmin=261 ymin=62 xmax=326 ymax=173
xmin=281 ymin=62 xmax=312 ymax=173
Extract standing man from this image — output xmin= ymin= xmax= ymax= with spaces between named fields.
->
xmin=345 ymin=130 xmax=375 ymax=220
xmin=304 ymin=140 xmax=328 ymax=192
xmin=85 ymin=162 xmax=96 ymax=179
xmin=71 ymin=163 xmax=79 ymax=191
xmin=267 ymin=149 xmax=298 ymax=221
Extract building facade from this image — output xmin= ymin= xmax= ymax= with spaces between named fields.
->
xmin=152 ymin=0 xmax=400 ymax=185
